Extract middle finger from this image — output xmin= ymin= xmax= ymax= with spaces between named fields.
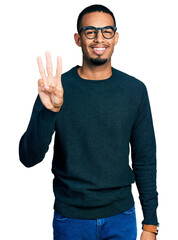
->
xmin=45 ymin=51 xmax=53 ymax=77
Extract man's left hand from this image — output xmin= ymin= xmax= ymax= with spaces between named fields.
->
xmin=140 ymin=230 xmax=157 ymax=240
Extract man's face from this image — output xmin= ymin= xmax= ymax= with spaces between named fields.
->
xmin=75 ymin=11 xmax=119 ymax=66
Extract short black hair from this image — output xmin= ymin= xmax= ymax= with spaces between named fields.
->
xmin=77 ymin=4 xmax=116 ymax=33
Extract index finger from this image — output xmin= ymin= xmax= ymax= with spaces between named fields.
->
xmin=37 ymin=56 xmax=47 ymax=80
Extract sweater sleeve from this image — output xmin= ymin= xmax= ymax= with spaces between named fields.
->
xmin=19 ymin=94 xmax=59 ymax=167
xmin=130 ymin=84 xmax=159 ymax=225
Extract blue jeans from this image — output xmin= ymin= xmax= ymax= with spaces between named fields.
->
xmin=53 ymin=206 xmax=137 ymax=240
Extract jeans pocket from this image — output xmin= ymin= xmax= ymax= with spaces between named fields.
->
xmin=54 ymin=211 xmax=69 ymax=222
xmin=122 ymin=206 xmax=135 ymax=215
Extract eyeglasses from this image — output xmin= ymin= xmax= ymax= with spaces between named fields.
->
xmin=79 ymin=26 xmax=117 ymax=39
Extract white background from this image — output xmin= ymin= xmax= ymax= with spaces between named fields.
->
xmin=0 ymin=0 xmax=177 ymax=239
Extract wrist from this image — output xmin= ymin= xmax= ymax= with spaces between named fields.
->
xmin=141 ymin=230 xmax=157 ymax=240
xmin=142 ymin=223 xmax=159 ymax=235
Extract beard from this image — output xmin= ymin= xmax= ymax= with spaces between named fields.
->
xmin=90 ymin=57 xmax=107 ymax=65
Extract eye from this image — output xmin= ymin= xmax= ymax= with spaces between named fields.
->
xmin=102 ymin=27 xmax=115 ymax=38
xmin=85 ymin=28 xmax=97 ymax=36
xmin=87 ymin=30 xmax=95 ymax=35
xmin=103 ymin=28 xmax=113 ymax=33
xmin=104 ymin=30 xmax=112 ymax=33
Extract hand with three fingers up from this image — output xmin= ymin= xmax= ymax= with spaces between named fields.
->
xmin=37 ymin=51 xmax=64 ymax=112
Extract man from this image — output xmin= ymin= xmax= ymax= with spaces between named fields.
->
xmin=19 ymin=4 xmax=159 ymax=240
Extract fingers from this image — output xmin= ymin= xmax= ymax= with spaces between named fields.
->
xmin=37 ymin=52 xmax=63 ymax=91
xmin=45 ymin=51 xmax=53 ymax=77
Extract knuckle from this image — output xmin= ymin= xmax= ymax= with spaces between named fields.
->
xmin=50 ymin=85 xmax=55 ymax=91
xmin=51 ymin=81 xmax=56 ymax=87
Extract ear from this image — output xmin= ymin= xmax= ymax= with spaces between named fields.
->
xmin=114 ymin=32 xmax=119 ymax=45
xmin=74 ymin=33 xmax=82 ymax=47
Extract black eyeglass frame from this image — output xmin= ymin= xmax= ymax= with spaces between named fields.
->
xmin=79 ymin=26 xmax=117 ymax=39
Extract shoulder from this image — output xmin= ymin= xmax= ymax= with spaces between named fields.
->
xmin=61 ymin=66 xmax=73 ymax=79
xmin=113 ymin=67 xmax=147 ymax=93
xmin=60 ymin=66 xmax=78 ymax=87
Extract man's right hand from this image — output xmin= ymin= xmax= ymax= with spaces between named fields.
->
xmin=37 ymin=51 xmax=64 ymax=112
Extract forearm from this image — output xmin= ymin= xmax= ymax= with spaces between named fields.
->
xmin=19 ymin=95 xmax=59 ymax=167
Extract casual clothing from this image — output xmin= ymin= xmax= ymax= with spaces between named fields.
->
xmin=19 ymin=65 xmax=158 ymax=225
xmin=53 ymin=206 xmax=137 ymax=240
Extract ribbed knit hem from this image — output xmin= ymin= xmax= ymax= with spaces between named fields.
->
xmin=53 ymin=189 xmax=135 ymax=220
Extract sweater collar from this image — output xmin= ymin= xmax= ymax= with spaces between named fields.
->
xmin=72 ymin=65 xmax=117 ymax=86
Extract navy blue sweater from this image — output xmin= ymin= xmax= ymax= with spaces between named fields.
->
xmin=19 ymin=65 xmax=158 ymax=225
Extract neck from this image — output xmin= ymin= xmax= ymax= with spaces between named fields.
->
xmin=78 ymin=58 xmax=112 ymax=80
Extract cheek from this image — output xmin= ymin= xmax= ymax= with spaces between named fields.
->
xmin=108 ymin=43 xmax=115 ymax=55
xmin=81 ymin=44 xmax=88 ymax=55
xmin=81 ymin=42 xmax=91 ymax=55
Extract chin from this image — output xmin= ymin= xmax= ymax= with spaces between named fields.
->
xmin=90 ymin=58 xmax=108 ymax=65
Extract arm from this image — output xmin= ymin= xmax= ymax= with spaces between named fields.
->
xmin=130 ymin=84 xmax=159 ymax=226
xmin=19 ymin=51 xmax=64 ymax=167
xmin=19 ymin=95 xmax=59 ymax=167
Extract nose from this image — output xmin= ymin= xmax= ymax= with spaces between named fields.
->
xmin=94 ymin=29 xmax=104 ymax=42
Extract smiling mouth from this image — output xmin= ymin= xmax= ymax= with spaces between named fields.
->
xmin=90 ymin=44 xmax=108 ymax=55
xmin=91 ymin=47 xmax=107 ymax=55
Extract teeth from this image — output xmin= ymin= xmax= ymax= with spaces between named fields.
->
xmin=93 ymin=48 xmax=105 ymax=50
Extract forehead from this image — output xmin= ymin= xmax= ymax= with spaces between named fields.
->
xmin=81 ymin=12 xmax=114 ymax=28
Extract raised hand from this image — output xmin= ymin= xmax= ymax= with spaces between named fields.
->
xmin=37 ymin=51 xmax=64 ymax=112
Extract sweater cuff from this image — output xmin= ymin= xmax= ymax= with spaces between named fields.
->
xmin=39 ymin=106 xmax=60 ymax=125
xmin=142 ymin=209 xmax=159 ymax=225
xmin=37 ymin=95 xmax=60 ymax=125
